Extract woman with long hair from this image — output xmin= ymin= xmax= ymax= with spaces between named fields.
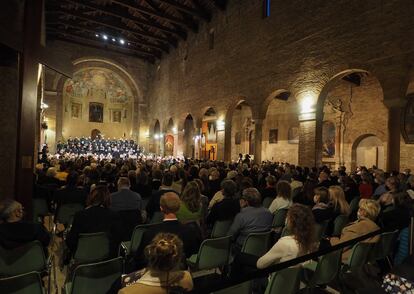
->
xmin=257 ymin=204 xmax=316 ymax=268
xmin=119 ymin=233 xmax=193 ymax=294
xmin=268 ymin=180 xmax=292 ymax=213
xmin=176 ymin=181 xmax=202 ymax=223
xmin=329 ymin=186 xmax=351 ymax=216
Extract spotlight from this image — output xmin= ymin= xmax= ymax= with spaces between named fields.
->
xmin=119 ymin=39 xmax=125 ymax=45
xmin=128 ymin=42 xmax=131 ymax=45
xmin=102 ymin=34 xmax=108 ymax=40
xmin=95 ymin=34 xmax=99 ymax=37
xmin=112 ymin=38 xmax=116 ymax=42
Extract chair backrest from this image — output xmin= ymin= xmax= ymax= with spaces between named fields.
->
xmin=196 ymin=236 xmax=231 ymax=270
xmin=213 ymin=280 xmax=251 ymax=294
xmin=0 ymin=241 xmax=46 ymax=276
xmin=262 ymin=197 xmax=273 ymax=209
xmin=309 ymin=249 xmax=342 ymax=286
xmin=55 ymin=203 xmax=84 ymax=225
xmin=333 ymin=215 xmax=349 ymax=237
xmin=347 ymin=242 xmax=373 ymax=269
xmin=370 ymin=230 xmax=398 ymax=261
xmin=0 ymin=272 xmax=44 ymax=294
xmin=68 ymin=257 xmax=123 ymax=294
xmin=314 ymin=220 xmax=329 ymax=240
xmin=211 ymin=219 xmax=233 ymax=238
xmin=264 ymin=267 xmax=301 ymax=294
xmin=272 ymin=209 xmax=288 ymax=228
xmin=117 ymin=209 xmax=143 ymax=241
xmin=74 ymin=232 xmax=110 ymax=264
xmin=241 ymin=231 xmax=272 ymax=256
xmin=150 ymin=211 xmax=164 ymax=224
xmin=129 ymin=224 xmax=154 ymax=255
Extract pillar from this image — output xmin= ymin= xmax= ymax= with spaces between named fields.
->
xmin=217 ymin=128 xmax=225 ymax=161
xmin=55 ymin=91 xmax=63 ymax=142
xmin=386 ymin=106 xmax=402 ymax=172
xmin=298 ymin=112 xmax=322 ymax=167
xmin=253 ymin=119 xmax=263 ymax=163
xmin=224 ymin=120 xmax=232 ymax=162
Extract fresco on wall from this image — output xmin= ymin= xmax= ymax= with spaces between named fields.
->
xmin=112 ymin=110 xmax=122 ymax=123
xmin=165 ymin=135 xmax=174 ymax=156
xmin=288 ymin=127 xmax=299 ymax=144
xmin=71 ymin=103 xmax=82 ymax=119
xmin=322 ymin=121 xmax=336 ymax=158
xmin=403 ymin=97 xmax=414 ymax=143
xmin=64 ymin=68 xmax=132 ymax=104
xmin=89 ymin=102 xmax=104 ymax=123
xmin=269 ymin=129 xmax=278 ymax=144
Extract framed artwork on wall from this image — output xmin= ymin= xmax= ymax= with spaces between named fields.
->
xmin=322 ymin=121 xmax=336 ymax=158
xmin=71 ymin=102 xmax=82 ymax=119
xmin=112 ymin=110 xmax=122 ymax=123
xmin=235 ymin=132 xmax=241 ymax=145
xmin=89 ymin=102 xmax=104 ymax=123
xmin=288 ymin=126 xmax=299 ymax=144
xmin=269 ymin=129 xmax=278 ymax=144
xmin=402 ymin=96 xmax=414 ymax=144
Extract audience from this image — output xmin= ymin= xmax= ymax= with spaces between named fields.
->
xmin=146 ymin=172 xmax=177 ymax=220
xmin=176 ymin=181 xmax=203 ymax=224
xmin=206 ymin=179 xmax=240 ymax=225
xmin=111 ymin=177 xmax=142 ymax=212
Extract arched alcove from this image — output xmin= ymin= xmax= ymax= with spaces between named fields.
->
xmin=229 ymin=101 xmax=254 ymax=160
xmin=183 ymin=114 xmax=195 ymax=158
xmin=352 ymin=134 xmax=385 ymax=170
xmin=201 ymin=107 xmax=218 ymax=160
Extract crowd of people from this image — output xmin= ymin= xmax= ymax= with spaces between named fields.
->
xmin=1 ymin=154 xmax=414 ymax=293
xmin=55 ymin=137 xmax=143 ymax=159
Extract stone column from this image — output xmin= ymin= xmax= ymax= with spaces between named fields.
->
xmin=386 ymin=106 xmax=402 ymax=172
xmin=217 ymin=128 xmax=225 ymax=161
xmin=253 ymin=119 xmax=263 ymax=163
xmin=55 ymin=91 xmax=63 ymax=142
xmin=298 ymin=112 xmax=322 ymax=167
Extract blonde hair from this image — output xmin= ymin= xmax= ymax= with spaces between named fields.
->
xmin=144 ymin=233 xmax=183 ymax=272
xmin=358 ymin=199 xmax=380 ymax=221
xmin=180 ymin=181 xmax=201 ymax=213
xmin=329 ymin=186 xmax=350 ymax=216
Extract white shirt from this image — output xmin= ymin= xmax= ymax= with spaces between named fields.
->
xmin=268 ymin=197 xmax=292 ymax=214
xmin=256 ymin=235 xmax=299 ymax=269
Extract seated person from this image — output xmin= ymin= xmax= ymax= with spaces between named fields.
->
xmin=379 ymin=192 xmax=412 ymax=232
xmin=176 ymin=181 xmax=203 ymax=224
xmin=146 ymin=172 xmax=177 ymax=220
xmin=268 ymin=180 xmax=292 ymax=214
xmin=119 ymin=233 xmax=193 ymax=294
xmin=110 ymin=177 xmax=142 ymax=212
xmin=54 ymin=171 xmax=87 ymax=208
xmin=257 ymin=204 xmax=316 ymax=268
xmin=312 ymin=187 xmax=335 ymax=224
xmin=65 ymin=185 xmax=123 ymax=257
xmin=329 ymin=199 xmax=380 ymax=261
xmin=261 ymin=175 xmax=277 ymax=200
xmin=0 ymin=199 xmax=50 ymax=252
xmin=206 ymin=179 xmax=240 ymax=225
xmin=227 ymin=188 xmax=273 ymax=249
xmin=134 ymin=192 xmax=201 ymax=269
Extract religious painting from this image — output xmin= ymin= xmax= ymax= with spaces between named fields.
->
xmin=89 ymin=102 xmax=104 ymax=123
xmin=64 ymin=68 xmax=132 ymax=104
xmin=402 ymin=96 xmax=414 ymax=143
xmin=71 ymin=102 xmax=82 ymax=119
xmin=288 ymin=126 xmax=299 ymax=144
xmin=165 ymin=135 xmax=174 ymax=156
xmin=269 ymin=129 xmax=278 ymax=144
xmin=112 ymin=110 xmax=122 ymax=123
xmin=322 ymin=121 xmax=336 ymax=158
xmin=206 ymin=122 xmax=217 ymax=143
xmin=235 ymin=132 xmax=241 ymax=145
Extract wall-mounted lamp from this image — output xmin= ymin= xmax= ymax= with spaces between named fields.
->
xmin=217 ymin=120 xmax=225 ymax=131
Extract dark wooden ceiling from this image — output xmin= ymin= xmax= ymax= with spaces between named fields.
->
xmin=45 ymin=0 xmax=227 ymax=63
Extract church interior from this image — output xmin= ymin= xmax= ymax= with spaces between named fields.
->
xmin=1 ymin=1 xmax=414 ymax=293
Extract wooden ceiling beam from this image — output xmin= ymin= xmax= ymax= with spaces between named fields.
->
xmin=112 ymin=0 xmax=197 ymax=32
xmin=46 ymin=6 xmax=176 ymax=46
xmin=47 ymin=31 xmax=156 ymax=63
xmin=158 ymin=0 xmax=211 ymax=21
xmin=63 ymin=0 xmax=187 ymax=40
xmin=47 ymin=19 xmax=169 ymax=53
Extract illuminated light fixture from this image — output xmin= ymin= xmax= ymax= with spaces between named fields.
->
xmin=95 ymin=34 xmax=99 ymax=37
xmin=119 ymin=39 xmax=125 ymax=45
xmin=160 ymin=133 xmax=164 ymax=138
xmin=172 ymin=127 xmax=177 ymax=134
xmin=216 ymin=120 xmax=225 ymax=131
xmin=300 ymin=94 xmax=315 ymax=114
xmin=128 ymin=42 xmax=131 ymax=45
xmin=154 ymin=134 xmax=160 ymax=140
xmin=112 ymin=38 xmax=116 ymax=42
xmin=102 ymin=34 xmax=108 ymax=40
xmin=41 ymin=102 xmax=49 ymax=109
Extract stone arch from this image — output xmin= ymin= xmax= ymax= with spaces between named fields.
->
xmin=260 ymin=89 xmax=292 ymax=119
xmin=183 ymin=114 xmax=195 ymax=158
xmin=166 ymin=118 xmax=174 ymax=133
xmin=351 ymin=134 xmax=385 ymax=170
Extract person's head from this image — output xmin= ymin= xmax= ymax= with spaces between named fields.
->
xmin=286 ymin=204 xmax=316 ymax=255
xmin=1 ymin=200 xmax=24 ymax=222
xmin=117 ymin=177 xmax=130 ymax=189
xmin=162 ymin=171 xmax=174 ymax=187
xmin=221 ymin=179 xmax=237 ymax=199
xmin=276 ymin=180 xmax=292 ymax=200
xmin=160 ymin=192 xmax=181 ymax=215
xmin=226 ymin=170 xmax=238 ymax=181
xmin=66 ymin=171 xmax=79 ymax=187
xmin=144 ymin=233 xmax=183 ymax=272
xmin=180 ymin=181 xmax=201 ymax=213
xmin=357 ymin=199 xmax=380 ymax=221
xmin=318 ymin=171 xmax=328 ymax=182
xmin=46 ymin=167 xmax=57 ymax=178
xmin=87 ymin=185 xmax=111 ymax=208
xmin=265 ymin=175 xmax=277 ymax=187
xmin=328 ymin=186 xmax=350 ymax=215
xmin=374 ymin=173 xmax=385 ymax=185
xmin=385 ymin=176 xmax=399 ymax=192
xmin=313 ymin=187 xmax=329 ymax=204
xmin=393 ymin=192 xmax=412 ymax=208
xmin=240 ymin=188 xmax=261 ymax=208
xmin=194 ymin=179 xmax=205 ymax=194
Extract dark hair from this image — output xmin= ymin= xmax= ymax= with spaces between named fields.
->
xmin=87 ymin=185 xmax=111 ymax=208
xmin=66 ymin=171 xmax=79 ymax=187
xmin=287 ymin=204 xmax=316 ymax=255
xmin=145 ymin=233 xmax=183 ymax=272
xmin=221 ymin=179 xmax=237 ymax=198
xmin=181 ymin=181 xmax=201 ymax=212
xmin=314 ymin=187 xmax=329 ymax=203
xmin=162 ymin=171 xmax=174 ymax=186
xmin=276 ymin=180 xmax=292 ymax=200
